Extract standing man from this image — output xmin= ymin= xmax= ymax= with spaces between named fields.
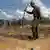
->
xmin=24 ymin=1 xmax=41 ymax=40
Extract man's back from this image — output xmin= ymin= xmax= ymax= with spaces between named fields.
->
xmin=32 ymin=5 xmax=41 ymax=19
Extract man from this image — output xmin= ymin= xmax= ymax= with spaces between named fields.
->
xmin=24 ymin=2 xmax=41 ymax=40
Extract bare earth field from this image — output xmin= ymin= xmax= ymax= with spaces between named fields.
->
xmin=0 ymin=24 xmax=50 ymax=50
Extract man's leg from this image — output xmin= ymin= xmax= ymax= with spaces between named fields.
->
xmin=36 ymin=25 xmax=39 ymax=39
xmin=32 ymin=25 xmax=36 ymax=40
xmin=32 ymin=23 xmax=39 ymax=40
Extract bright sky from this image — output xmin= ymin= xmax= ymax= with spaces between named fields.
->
xmin=0 ymin=0 xmax=50 ymax=20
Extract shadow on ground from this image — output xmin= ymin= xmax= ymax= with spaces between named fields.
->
xmin=0 ymin=33 xmax=32 ymax=40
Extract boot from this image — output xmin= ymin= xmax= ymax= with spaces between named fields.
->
xmin=32 ymin=32 xmax=36 ymax=40
xmin=36 ymin=33 xmax=39 ymax=39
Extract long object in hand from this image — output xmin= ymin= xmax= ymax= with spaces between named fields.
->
xmin=22 ymin=4 xmax=28 ymax=27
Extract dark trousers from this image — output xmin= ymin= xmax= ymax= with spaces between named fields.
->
xmin=31 ymin=24 xmax=38 ymax=39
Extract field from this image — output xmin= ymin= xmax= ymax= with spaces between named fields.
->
xmin=0 ymin=24 xmax=50 ymax=50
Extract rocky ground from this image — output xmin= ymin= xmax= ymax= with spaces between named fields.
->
xmin=0 ymin=24 xmax=50 ymax=50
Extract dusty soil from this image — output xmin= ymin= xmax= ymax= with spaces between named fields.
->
xmin=0 ymin=36 xmax=50 ymax=50
xmin=0 ymin=24 xmax=50 ymax=50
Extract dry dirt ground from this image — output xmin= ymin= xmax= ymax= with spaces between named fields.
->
xmin=0 ymin=24 xmax=50 ymax=50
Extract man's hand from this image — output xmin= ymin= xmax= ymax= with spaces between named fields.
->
xmin=24 ymin=9 xmax=26 ymax=11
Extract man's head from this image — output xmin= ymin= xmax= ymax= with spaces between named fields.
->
xmin=30 ymin=2 xmax=35 ymax=7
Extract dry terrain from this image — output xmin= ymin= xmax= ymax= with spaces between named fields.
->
xmin=0 ymin=24 xmax=50 ymax=50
